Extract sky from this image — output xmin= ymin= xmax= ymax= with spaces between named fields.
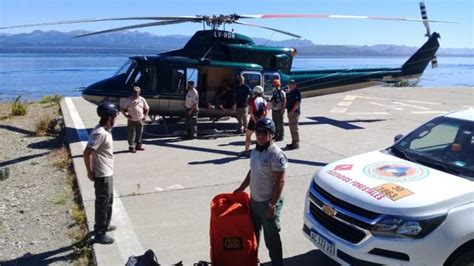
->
xmin=0 ymin=0 xmax=472 ymax=48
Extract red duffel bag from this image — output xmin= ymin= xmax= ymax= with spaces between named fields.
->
xmin=210 ymin=192 xmax=258 ymax=266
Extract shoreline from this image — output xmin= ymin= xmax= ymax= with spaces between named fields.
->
xmin=1 ymin=85 xmax=472 ymax=103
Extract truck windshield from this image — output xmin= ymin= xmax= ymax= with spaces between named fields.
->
xmin=392 ymin=116 xmax=474 ymax=179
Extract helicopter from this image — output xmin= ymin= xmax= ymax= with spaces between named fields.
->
xmin=1 ymin=2 xmax=451 ymax=119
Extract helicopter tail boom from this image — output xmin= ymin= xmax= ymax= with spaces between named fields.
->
xmin=401 ymin=32 xmax=440 ymax=75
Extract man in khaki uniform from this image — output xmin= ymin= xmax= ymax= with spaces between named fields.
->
xmin=120 ymin=86 xmax=149 ymax=153
xmin=184 ymin=80 xmax=199 ymax=139
xmin=83 ymin=102 xmax=119 ymax=245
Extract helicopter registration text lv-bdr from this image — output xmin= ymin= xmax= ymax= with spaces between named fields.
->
xmin=213 ymin=30 xmax=236 ymax=39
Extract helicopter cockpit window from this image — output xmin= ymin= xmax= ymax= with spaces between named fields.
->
xmin=114 ymin=59 xmax=134 ymax=77
xmin=241 ymin=72 xmax=261 ymax=90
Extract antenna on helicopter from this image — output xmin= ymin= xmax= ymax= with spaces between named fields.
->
xmin=420 ymin=1 xmax=439 ymax=68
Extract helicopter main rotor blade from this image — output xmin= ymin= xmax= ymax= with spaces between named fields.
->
xmin=74 ymin=20 xmax=191 ymax=38
xmin=233 ymin=21 xmax=301 ymax=38
xmin=0 ymin=16 xmax=202 ymax=30
xmin=238 ymin=14 xmax=456 ymax=23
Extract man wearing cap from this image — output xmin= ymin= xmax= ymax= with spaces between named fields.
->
xmin=120 ymin=86 xmax=149 ymax=153
xmin=285 ymin=80 xmax=301 ymax=150
xmin=83 ymin=102 xmax=119 ymax=245
xmin=234 ymin=118 xmax=288 ymax=266
xmin=270 ymin=79 xmax=286 ymax=142
xmin=184 ymin=80 xmax=199 ymax=139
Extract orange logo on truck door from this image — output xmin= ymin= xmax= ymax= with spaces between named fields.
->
xmin=374 ymin=183 xmax=414 ymax=201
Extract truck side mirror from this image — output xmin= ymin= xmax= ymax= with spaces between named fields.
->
xmin=394 ymin=134 xmax=404 ymax=143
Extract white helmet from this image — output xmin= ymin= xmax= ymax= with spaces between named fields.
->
xmin=253 ymin=85 xmax=264 ymax=94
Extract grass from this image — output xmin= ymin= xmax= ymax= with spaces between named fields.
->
xmin=39 ymin=95 xmax=63 ymax=105
xmin=33 ymin=114 xmax=52 ymax=136
xmin=52 ymin=194 xmax=68 ymax=205
xmin=48 ymin=144 xmax=92 ymax=264
xmin=11 ymin=96 xmax=27 ymax=116
xmin=385 ymin=78 xmax=420 ymax=87
xmin=49 ymin=146 xmax=72 ymax=170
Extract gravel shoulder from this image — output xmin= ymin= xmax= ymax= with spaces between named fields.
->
xmin=0 ymin=102 xmax=91 ymax=265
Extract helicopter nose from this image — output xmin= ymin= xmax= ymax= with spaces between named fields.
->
xmin=81 ymin=84 xmax=105 ymax=105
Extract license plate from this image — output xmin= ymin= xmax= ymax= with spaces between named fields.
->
xmin=309 ymin=230 xmax=335 ymax=256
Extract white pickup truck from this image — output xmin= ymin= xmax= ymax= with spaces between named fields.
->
xmin=303 ymin=109 xmax=474 ymax=265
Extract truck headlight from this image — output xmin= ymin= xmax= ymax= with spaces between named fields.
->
xmin=370 ymin=214 xmax=446 ymax=239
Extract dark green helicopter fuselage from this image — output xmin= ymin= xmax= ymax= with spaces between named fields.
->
xmin=82 ymin=30 xmax=440 ymax=117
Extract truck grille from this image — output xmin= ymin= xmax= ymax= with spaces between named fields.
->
xmin=308 ymin=182 xmax=383 ymax=244
xmin=312 ymin=182 xmax=380 ymax=219
xmin=309 ymin=201 xmax=367 ymax=244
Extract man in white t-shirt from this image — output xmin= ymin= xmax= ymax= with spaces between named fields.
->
xmin=83 ymin=102 xmax=119 ymax=245
xmin=120 ymin=86 xmax=149 ymax=153
xmin=184 ymin=80 xmax=199 ymax=139
xmin=234 ymin=118 xmax=288 ymax=266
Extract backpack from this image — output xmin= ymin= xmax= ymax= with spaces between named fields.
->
xmin=210 ymin=193 xmax=258 ymax=266
xmin=125 ymin=249 xmax=183 ymax=266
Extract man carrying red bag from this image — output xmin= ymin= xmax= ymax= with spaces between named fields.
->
xmin=234 ymin=118 xmax=288 ymax=266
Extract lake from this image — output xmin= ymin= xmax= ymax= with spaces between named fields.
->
xmin=0 ymin=53 xmax=472 ymax=101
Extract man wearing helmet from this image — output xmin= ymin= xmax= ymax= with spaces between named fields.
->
xmin=235 ymin=118 xmax=288 ymax=266
xmin=239 ymin=85 xmax=267 ymax=157
xmin=83 ymin=102 xmax=119 ymax=245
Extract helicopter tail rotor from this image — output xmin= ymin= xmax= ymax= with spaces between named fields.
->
xmin=419 ymin=1 xmax=438 ymax=68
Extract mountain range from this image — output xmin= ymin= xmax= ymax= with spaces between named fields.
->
xmin=0 ymin=30 xmax=472 ymax=56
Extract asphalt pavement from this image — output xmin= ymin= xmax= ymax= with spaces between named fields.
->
xmin=61 ymin=86 xmax=473 ymax=265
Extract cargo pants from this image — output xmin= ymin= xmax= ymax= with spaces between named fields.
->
xmin=272 ymin=109 xmax=285 ymax=140
xmin=250 ymin=198 xmax=284 ymax=266
xmin=127 ymin=120 xmax=144 ymax=148
xmin=94 ymin=175 xmax=113 ymax=236
xmin=185 ymin=108 xmax=198 ymax=138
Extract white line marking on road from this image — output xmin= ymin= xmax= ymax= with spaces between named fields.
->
xmin=337 ymin=101 xmax=352 ymax=107
xmin=330 ymin=107 xmax=347 ymax=113
xmin=167 ymin=184 xmax=185 ymax=190
xmin=405 ymin=100 xmax=442 ymax=105
xmin=392 ymin=101 xmax=431 ymax=110
xmin=65 ymin=97 xmax=144 ymax=262
xmin=155 ymin=187 xmax=165 ymax=192
xmin=352 ymin=95 xmax=389 ymax=100
xmin=369 ymin=102 xmax=405 ymax=110
xmin=347 ymin=112 xmax=390 ymax=115
xmin=343 ymin=95 xmax=357 ymax=101
xmin=410 ymin=111 xmax=448 ymax=114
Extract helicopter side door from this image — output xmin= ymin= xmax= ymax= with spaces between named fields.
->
xmin=157 ymin=67 xmax=198 ymax=116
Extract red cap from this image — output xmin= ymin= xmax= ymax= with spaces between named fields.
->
xmin=272 ymin=79 xmax=281 ymax=87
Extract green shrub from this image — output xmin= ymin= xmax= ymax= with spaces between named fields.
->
xmin=33 ymin=114 xmax=52 ymax=136
xmin=39 ymin=94 xmax=63 ymax=105
xmin=386 ymin=79 xmax=420 ymax=87
xmin=11 ymin=96 xmax=27 ymax=116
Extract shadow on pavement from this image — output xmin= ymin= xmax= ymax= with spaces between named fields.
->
xmin=0 ymin=235 xmax=92 ymax=266
xmin=260 ymin=249 xmax=338 ymax=266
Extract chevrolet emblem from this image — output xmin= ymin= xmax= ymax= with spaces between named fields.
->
xmin=322 ymin=204 xmax=337 ymax=217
